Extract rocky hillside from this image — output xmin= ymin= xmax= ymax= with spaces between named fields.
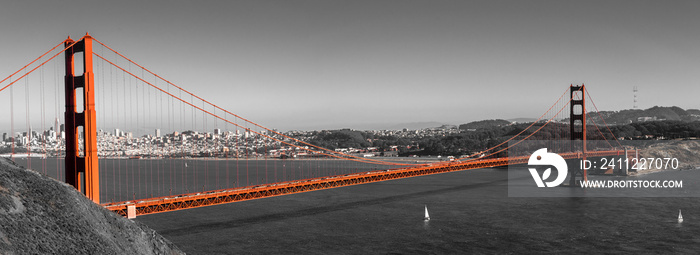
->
xmin=0 ymin=158 xmax=184 ymax=254
xmin=637 ymin=140 xmax=700 ymax=172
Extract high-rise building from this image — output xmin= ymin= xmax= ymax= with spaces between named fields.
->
xmin=115 ymin=128 xmax=121 ymax=137
xmin=55 ymin=118 xmax=60 ymax=136
xmin=214 ymin=128 xmax=222 ymax=135
xmin=155 ymin=129 xmax=161 ymax=138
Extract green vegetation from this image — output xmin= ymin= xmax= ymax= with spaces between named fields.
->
xmin=609 ymin=121 xmax=700 ymax=139
xmin=306 ymin=129 xmax=373 ymax=149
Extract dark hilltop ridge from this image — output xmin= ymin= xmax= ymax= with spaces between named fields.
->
xmin=585 ymin=106 xmax=700 ymax=124
xmin=0 ymin=158 xmax=184 ymax=255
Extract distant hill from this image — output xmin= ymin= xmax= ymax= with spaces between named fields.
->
xmin=383 ymin=121 xmax=447 ymax=131
xmin=507 ymin=118 xmax=538 ymax=124
xmin=459 ymin=119 xmax=511 ymax=130
xmin=588 ymin=106 xmax=700 ymax=125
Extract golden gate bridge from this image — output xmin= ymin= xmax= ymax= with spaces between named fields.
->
xmin=0 ymin=34 xmax=630 ymax=218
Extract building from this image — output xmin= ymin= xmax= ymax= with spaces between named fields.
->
xmin=55 ymin=118 xmax=60 ymax=136
xmin=155 ymin=129 xmax=161 ymax=138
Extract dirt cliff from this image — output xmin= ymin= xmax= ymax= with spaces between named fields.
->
xmin=0 ymin=158 xmax=184 ymax=254
xmin=636 ymin=140 xmax=700 ymax=172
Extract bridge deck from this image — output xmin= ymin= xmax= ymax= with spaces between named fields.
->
xmin=104 ymin=150 xmax=628 ymax=217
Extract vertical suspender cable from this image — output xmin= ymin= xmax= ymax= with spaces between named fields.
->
xmin=236 ymin=117 xmax=239 ymax=188
xmin=183 ymin=90 xmax=187 ymax=193
xmin=10 ymin=83 xmax=14 ymax=157
xmin=25 ymin=67 xmax=31 ymax=169
xmin=225 ymin=111 xmax=229 ymax=188
xmin=41 ymin=65 xmax=46 ymax=174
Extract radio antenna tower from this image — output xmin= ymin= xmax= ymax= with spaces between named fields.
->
xmin=633 ymin=86 xmax=638 ymax=109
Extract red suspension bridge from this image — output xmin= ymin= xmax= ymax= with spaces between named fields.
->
xmin=0 ymin=34 xmax=630 ymax=218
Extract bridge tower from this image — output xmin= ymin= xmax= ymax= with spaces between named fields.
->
xmin=64 ymin=34 xmax=99 ymax=203
xmin=569 ymin=84 xmax=586 ymax=185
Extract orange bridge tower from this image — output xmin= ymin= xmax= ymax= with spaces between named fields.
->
xmin=64 ymin=34 xmax=99 ymax=203
xmin=569 ymin=84 xmax=587 ymax=186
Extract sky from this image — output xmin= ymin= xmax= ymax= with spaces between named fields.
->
xmin=0 ymin=0 xmax=699 ymax=131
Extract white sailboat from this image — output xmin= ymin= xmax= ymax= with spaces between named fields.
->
xmin=424 ymin=205 xmax=430 ymax=221
xmin=678 ymin=209 xmax=683 ymax=223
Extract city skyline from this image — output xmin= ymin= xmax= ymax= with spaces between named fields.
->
xmin=1 ymin=1 xmax=699 ymax=131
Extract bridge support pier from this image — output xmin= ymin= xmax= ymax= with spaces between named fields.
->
xmin=64 ymin=34 xmax=99 ymax=204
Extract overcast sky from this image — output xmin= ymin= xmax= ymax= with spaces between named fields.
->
xmin=1 ymin=0 xmax=698 ymax=131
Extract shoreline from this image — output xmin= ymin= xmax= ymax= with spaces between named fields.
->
xmin=10 ymin=156 xmax=444 ymax=163
xmin=628 ymin=165 xmax=700 ymax=176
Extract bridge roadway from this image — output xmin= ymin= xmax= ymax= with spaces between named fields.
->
xmin=104 ymin=150 xmax=630 ymax=217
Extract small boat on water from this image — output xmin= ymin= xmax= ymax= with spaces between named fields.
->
xmin=678 ymin=209 xmax=683 ymax=223
xmin=424 ymin=205 xmax=430 ymax=221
